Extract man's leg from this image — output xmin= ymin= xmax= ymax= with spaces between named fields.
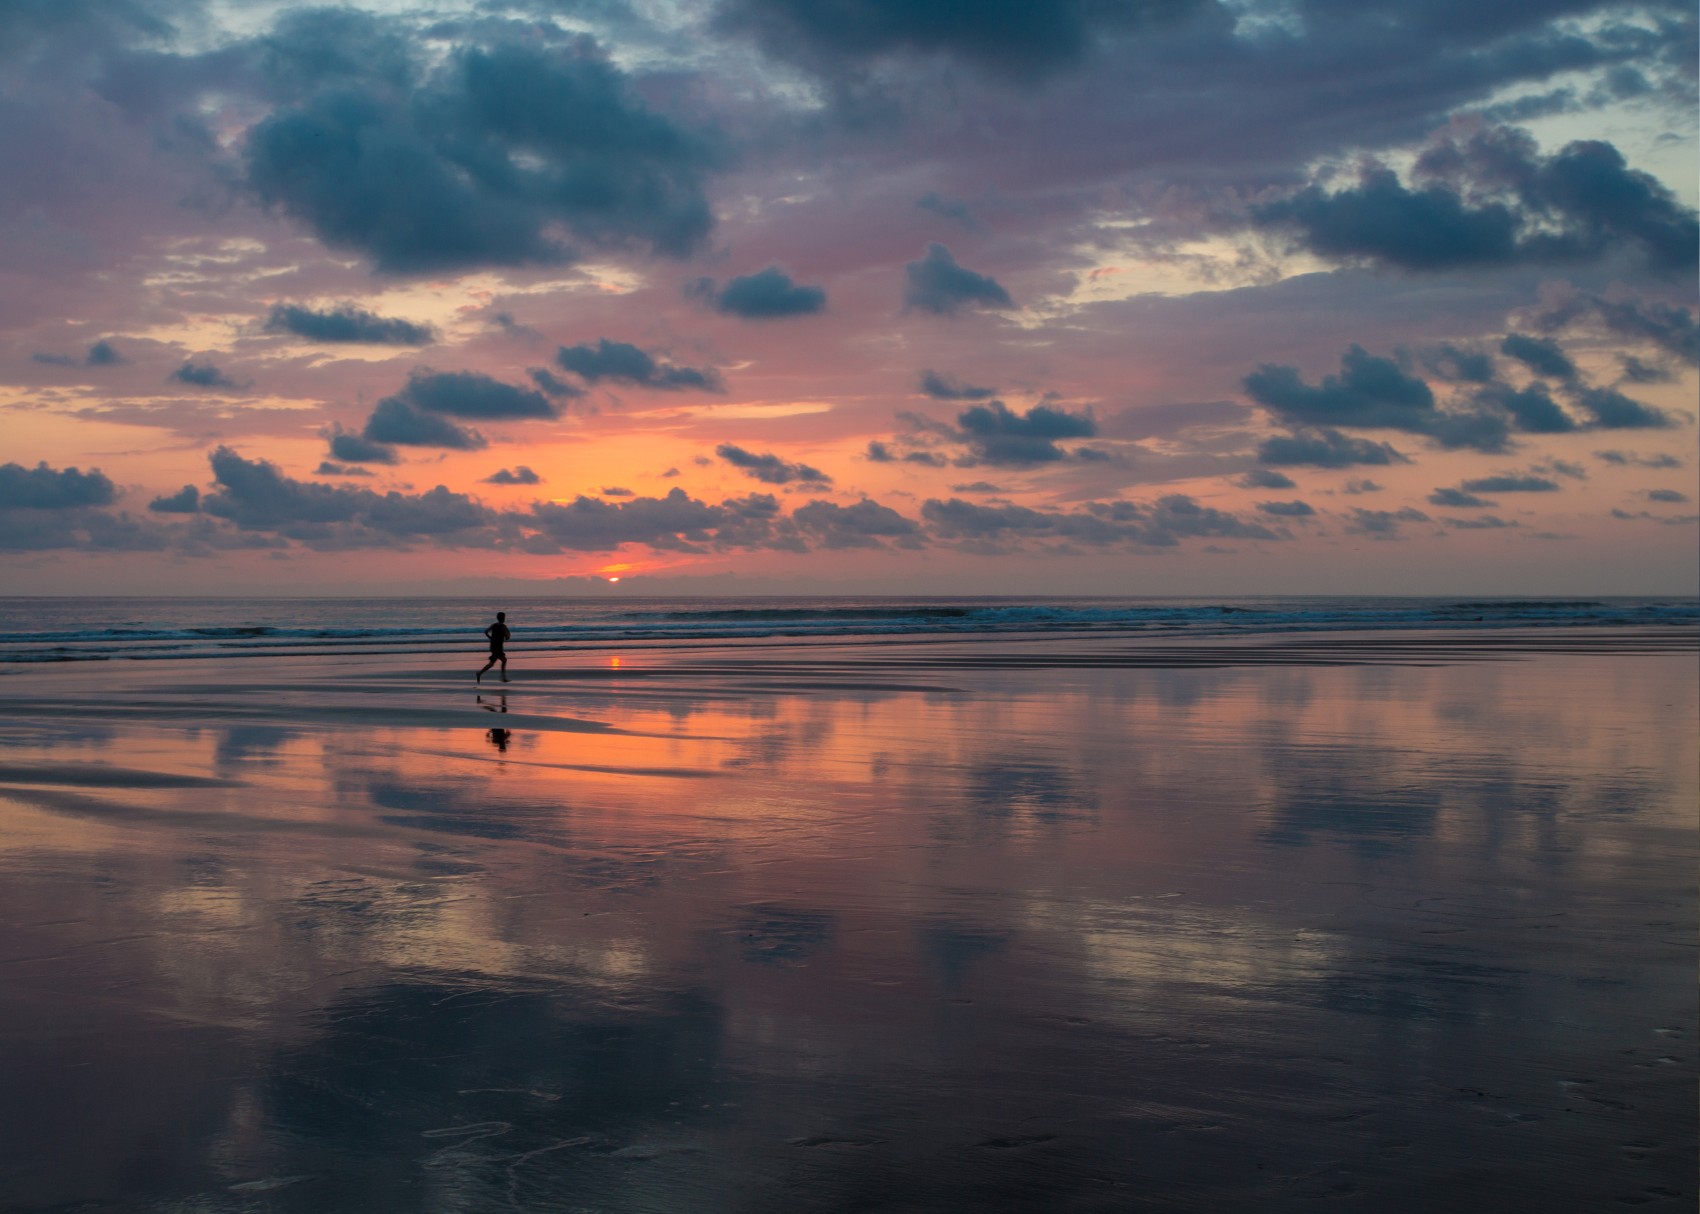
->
xmin=499 ymin=653 xmax=509 ymax=682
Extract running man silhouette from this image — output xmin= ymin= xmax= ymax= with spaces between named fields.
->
xmin=477 ymin=611 xmax=510 ymax=684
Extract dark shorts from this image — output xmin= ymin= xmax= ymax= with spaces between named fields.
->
xmin=489 ymin=646 xmax=505 ymax=656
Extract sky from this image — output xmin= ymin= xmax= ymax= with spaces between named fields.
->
xmin=1 ymin=0 xmax=1696 ymax=596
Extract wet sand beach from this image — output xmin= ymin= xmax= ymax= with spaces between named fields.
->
xmin=0 ymin=627 xmax=1694 ymax=1212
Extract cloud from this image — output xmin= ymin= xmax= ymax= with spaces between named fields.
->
xmin=1345 ymin=507 xmax=1431 ymax=538
xmin=148 ymin=485 xmax=200 ymax=513
xmin=85 ymin=340 xmax=124 ymax=366
xmin=791 ymin=498 xmax=921 ymax=548
xmin=1240 ymin=468 xmax=1295 ymax=489
xmin=1499 ymin=333 xmax=1576 ymax=380
xmin=1647 ymin=488 xmax=1689 ymax=503
xmin=1256 ymin=126 xmax=1700 ymax=275
xmin=264 ymin=302 xmax=435 ymax=345
xmin=1428 ymin=487 xmax=1493 ymax=508
xmin=1256 ymin=500 xmax=1314 ymax=517
xmin=527 ymin=488 xmax=762 ymax=552
xmin=921 ymin=492 xmax=1276 ymax=549
xmin=1414 ymin=343 xmax=1496 ymax=383
xmin=951 ymin=399 xmax=1096 ymax=465
xmin=315 ymin=461 xmax=374 ymax=477
xmin=1244 ymin=344 xmax=1509 ymax=452
xmin=903 ymin=243 xmax=1013 ymax=315
xmin=483 ymin=466 xmax=542 ymax=485
xmin=1444 ymin=514 xmax=1520 ymax=530
xmin=1256 ymin=427 xmax=1407 ymax=468
xmin=1343 ymin=479 xmax=1383 ymax=494
xmin=203 ymin=447 xmax=494 ymax=537
xmin=0 ymin=461 xmax=117 ymax=509
xmin=244 ymin=38 xmax=720 ymax=272
xmin=327 ymin=429 xmax=399 ymax=464
xmin=387 ymin=369 xmax=558 ymax=420
xmin=527 ymin=368 xmax=585 ymax=399
xmin=362 ymin=398 xmax=486 ymax=450
xmin=716 ymin=443 xmax=831 ymax=485
xmin=1595 ymin=449 xmax=1682 ymax=468
xmin=917 ymin=192 xmax=975 ymax=229
xmin=1572 ymin=386 xmax=1673 ymax=429
xmin=1469 ymin=380 xmax=1576 ymax=433
xmin=1526 ymin=289 xmax=1699 ymax=366
xmin=170 ymin=360 xmax=242 ymax=389
xmin=716 ymin=0 xmax=1160 ymax=84
xmin=556 ymin=339 xmax=722 ymax=390
xmin=688 ymin=266 xmax=826 ymax=318
xmin=919 ymin=369 xmax=996 ymax=400
xmin=1459 ymin=475 xmax=1559 ymax=493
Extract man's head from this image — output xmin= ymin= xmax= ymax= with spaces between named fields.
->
xmin=496 ymin=611 xmax=506 ymax=621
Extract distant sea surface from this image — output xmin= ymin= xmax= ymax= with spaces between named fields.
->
xmin=0 ymin=595 xmax=1695 ymax=664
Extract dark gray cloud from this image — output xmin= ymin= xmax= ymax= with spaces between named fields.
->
xmin=1595 ymin=449 xmax=1682 ymax=468
xmin=244 ymin=37 xmax=720 ymax=272
xmin=1240 ymin=468 xmax=1295 ymax=489
xmin=1647 ymin=488 xmax=1688 ymax=503
xmin=1257 ymin=500 xmax=1315 ymax=517
xmin=1459 ymin=474 xmax=1559 ymax=493
xmin=483 ymin=465 xmax=542 ymax=485
xmin=601 ymin=486 xmax=632 ymax=496
xmin=1444 ymin=514 xmax=1519 ymax=529
xmin=327 ymin=429 xmax=399 ymax=465
xmin=1499 ymin=332 xmax=1576 ymax=380
xmin=1342 ymin=479 xmax=1383 ymax=494
xmin=1526 ymin=289 xmax=1699 ymax=366
xmin=1428 ymin=487 xmax=1493 ymax=508
xmin=951 ymin=399 xmax=1097 ymax=465
xmin=791 ymin=498 xmax=921 ymax=548
xmin=1414 ymin=343 xmax=1496 ymax=383
xmin=147 ymin=485 xmax=199 ymax=513
xmin=203 ymin=447 xmax=494 ymax=538
xmin=1245 ymin=344 xmax=1510 ymax=452
xmin=1470 ymin=380 xmax=1576 ymax=433
xmin=1572 ymin=385 xmax=1674 ymax=429
xmin=916 ymin=192 xmax=975 ymax=229
xmin=1345 ymin=506 xmax=1431 ymax=538
xmin=527 ymin=368 xmax=585 ymax=398
xmin=387 ymin=369 xmax=558 ymax=420
xmin=362 ymin=398 xmax=487 ymax=451
xmin=1256 ymin=126 xmax=1699 ymax=275
xmin=716 ymin=0 xmax=1195 ymax=85
xmin=1256 ymin=427 xmax=1407 ymax=468
xmin=716 ymin=443 xmax=832 ymax=485
xmin=556 ymin=339 xmax=722 ymax=390
xmin=85 ymin=339 xmax=124 ymax=366
xmin=170 ymin=360 xmax=241 ymax=389
xmin=919 ymin=369 xmax=996 ymax=400
xmin=0 ymin=461 xmax=117 ymax=509
xmin=903 ymin=243 xmax=1013 ymax=315
xmin=527 ymin=488 xmax=759 ymax=552
xmin=921 ymin=492 xmax=1277 ymax=548
xmin=315 ymin=461 xmax=375 ymax=478
xmin=687 ymin=267 xmax=826 ymax=318
xmin=264 ymin=302 xmax=436 ymax=345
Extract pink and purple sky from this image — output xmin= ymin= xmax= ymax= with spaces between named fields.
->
xmin=3 ymin=0 xmax=1696 ymax=595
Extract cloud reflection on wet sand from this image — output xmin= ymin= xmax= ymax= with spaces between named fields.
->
xmin=0 ymin=634 xmax=1693 ymax=1211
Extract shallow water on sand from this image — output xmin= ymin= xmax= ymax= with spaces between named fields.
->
xmin=0 ymin=634 xmax=1694 ymax=1212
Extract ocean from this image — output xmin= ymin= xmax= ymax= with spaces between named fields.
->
xmin=0 ymin=594 xmax=1693 ymax=664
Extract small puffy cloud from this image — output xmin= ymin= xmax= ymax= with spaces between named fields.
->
xmin=1470 ymin=381 xmax=1576 ymax=433
xmin=1257 ymin=500 xmax=1315 ymax=517
xmin=264 ymin=302 xmax=435 ymax=345
xmin=917 ymin=193 xmax=975 ymax=229
xmin=953 ymin=399 xmax=1096 ymax=465
xmin=1445 ymin=515 xmax=1520 ymax=530
xmin=1245 ymin=344 xmax=1508 ymax=452
xmin=0 ymin=461 xmax=117 ymax=509
xmin=1257 ymin=427 xmax=1406 ymax=468
xmin=557 ymin=339 xmax=721 ymax=390
xmin=1240 ymin=468 xmax=1295 ymax=489
xmin=601 ymin=486 xmax=632 ymax=497
xmin=1345 ymin=507 xmax=1431 ymax=538
xmin=1343 ymin=479 xmax=1383 ymax=494
xmin=1595 ymin=449 xmax=1682 ymax=468
xmin=171 ymin=360 xmax=242 ymax=389
xmin=1428 ymin=487 xmax=1493 ymax=508
xmin=919 ymin=369 xmax=996 ymax=400
xmin=1415 ymin=344 xmax=1496 ymax=383
xmin=363 ymin=398 xmax=486 ymax=450
xmin=1647 ymin=489 xmax=1689 ymax=503
xmin=1499 ymin=333 xmax=1576 ymax=381
xmin=148 ymin=485 xmax=200 ymax=513
xmin=85 ymin=340 xmax=124 ymax=366
xmin=390 ymin=368 xmax=557 ymax=419
xmin=315 ymin=461 xmax=374 ymax=477
xmin=688 ymin=267 xmax=826 ymax=318
xmin=903 ymin=243 xmax=1012 ymax=315
xmin=1460 ymin=475 xmax=1559 ymax=493
xmin=1573 ymin=387 xmax=1672 ymax=430
xmin=716 ymin=443 xmax=831 ymax=485
xmin=792 ymin=498 xmax=921 ymax=548
xmin=327 ymin=428 xmax=399 ymax=464
xmin=483 ymin=466 xmax=542 ymax=485
xmin=1528 ymin=289 xmax=1699 ymax=366
xmin=528 ymin=368 xmax=584 ymax=398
